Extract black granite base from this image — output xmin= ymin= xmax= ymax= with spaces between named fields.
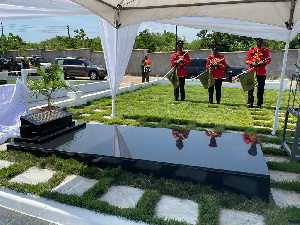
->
xmin=7 ymin=124 xmax=270 ymax=201
xmin=0 ymin=80 xmax=7 ymax=85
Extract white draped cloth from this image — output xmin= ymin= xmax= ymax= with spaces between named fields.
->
xmin=97 ymin=16 xmax=140 ymax=117
xmin=0 ymin=79 xmax=30 ymax=144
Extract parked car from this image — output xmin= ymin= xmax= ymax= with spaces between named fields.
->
xmin=0 ymin=57 xmax=8 ymax=71
xmin=184 ymin=58 xmax=207 ymax=79
xmin=15 ymin=55 xmax=51 ymax=69
xmin=184 ymin=58 xmax=247 ymax=82
xmin=31 ymin=55 xmax=52 ymax=68
xmin=53 ymin=57 xmax=107 ymax=80
xmin=223 ymin=65 xmax=247 ymax=82
xmin=0 ymin=57 xmax=22 ymax=73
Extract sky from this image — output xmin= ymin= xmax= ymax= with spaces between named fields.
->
xmin=1 ymin=14 xmax=201 ymax=43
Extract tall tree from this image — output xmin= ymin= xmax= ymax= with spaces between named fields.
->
xmin=134 ymin=29 xmax=185 ymax=52
xmin=0 ymin=33 xmax=25 ymax=55
xmin=189 ymin=30 xmax=286 ymax=52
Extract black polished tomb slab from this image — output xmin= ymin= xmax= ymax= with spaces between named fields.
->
xmin=8 ymin=124 xmax=270 ymax=201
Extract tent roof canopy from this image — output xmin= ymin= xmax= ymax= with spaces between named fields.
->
xmin=157 ymin=17 xmax=297 ymax=42
xmin=0 ymin=0 xmax=299 ymax=42
xmin=70 ymin=0 xmax=299 ymax=36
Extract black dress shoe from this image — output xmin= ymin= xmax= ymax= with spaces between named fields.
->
xmin=257 ymin=105 xmax=262 ymax=109
xmin=247 ymin=104 xmax=253 ymax=108
xmin=174 ymin=99 xmax=179 ymax=101
xmin=217 ymin=101 xmax=220 ymax=104
xmin=181 ymin=99 xmax=185 ymax=101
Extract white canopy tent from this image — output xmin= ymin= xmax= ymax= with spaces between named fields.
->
xmin=0 ymin=0 xmax=299 ymax=134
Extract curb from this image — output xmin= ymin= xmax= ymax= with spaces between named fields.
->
xmin=0 ymin=186 xmax=148 ymax=225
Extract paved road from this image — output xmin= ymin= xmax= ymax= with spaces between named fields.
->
xmin=0 ymin=205 xmax=55 ymax=225
xmin=0 ymin=186 xmax=148 ymax=225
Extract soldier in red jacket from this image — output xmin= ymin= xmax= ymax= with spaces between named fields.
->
xmin=205 ymin=131 xmax=222 ymax=147
xmin=171 ymin=40 xmax=191 ymax=101
xmin=245 ymin=38 xmax=271 ymax=108
xmin=242 ymin=133 xmax=258 ymax=156
xmin=172 ymin=129 xmax=190 ymax=150
xmin=206 ymin=44 xmax=227 ymax=104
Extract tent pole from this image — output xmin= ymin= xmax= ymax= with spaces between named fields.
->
xmin=271 ymin=30 xmax=291 ymax=135
xmin=111 ymin=27 xmax=118 ymax=118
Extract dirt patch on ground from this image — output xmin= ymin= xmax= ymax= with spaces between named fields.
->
xmin=120 ymin=76 xmax=154 ymax=87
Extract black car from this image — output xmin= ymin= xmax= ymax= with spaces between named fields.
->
xmin=0 ymin=57 xmax=8 ymax=71
xmin=223 ymin=65 xmax=247 ymax=82
xmin=184 ymin=58 xmax=247 ymax=82
xmin=53 ymin=57 xmax=107 ymax=80
xmin=185 ymin=58 xmax=207 ymax=79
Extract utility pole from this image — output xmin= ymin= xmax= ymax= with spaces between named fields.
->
xmin=1 ymin=22 xmax=3 ymax=36
xmin=67 ymin=25 xmax=70 ymax=38
xmin=175 ymin=25 xmax=178 ymax=52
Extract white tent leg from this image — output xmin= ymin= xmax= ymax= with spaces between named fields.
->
xmin=111 ymin=98 xmax=116 ymax=118
xmin=111 ymin=28 xmax=118 ymax=118
xmin=271 ymin=31 xmax=291 ymax=135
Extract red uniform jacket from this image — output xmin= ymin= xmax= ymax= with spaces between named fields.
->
xmin=205 ymin=131 xmax=222 ymax=138
xmin=206 ymin=54 xmax=227 ymax=79
xmin=245 ymin=47 xmax=271 ymax=75
xmin=171 ymin=51 xmax=191 ymax=77
xmin=242 ymin=133 xmax=258 ymax=145
xmin=172 ymin=129 xmax=190 ymax=140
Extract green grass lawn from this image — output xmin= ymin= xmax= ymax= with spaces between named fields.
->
xmin=2 ymin=84 xmax=300 ymax=225
xmin=67 ymin=84 xmax=293 ymax=133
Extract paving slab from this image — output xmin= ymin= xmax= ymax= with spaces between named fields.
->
xmin=254 ymin=126 xmax=272 ymax=130
xmin=148 ymin=121 xmax=159 ymax=124
xmin=99 ymin=185 xmax=145 ymax=209
xmin=0 ymin=143 xmax=8 ymax=151
xmin=155 ymin=195 xmax=198 ymax=225
xmin=219 ymin=209 xmax=264 ymax=225
xmin=269 ymin=170 xmax=300 ymax=182
xmin=52 ymin=175 xmax=98 ymax=196
xmin=261 ymin=143 xmax=281 ymax=149
xmin=93 ymin=109 xmax=106 ymax=112
xmin=264 ymin=155 xmax=289 ymax=163
xmin=9 ymin=167 xmax=56 ymax=185
xmin=204 ymin=128 xmax=214 ymax=132
xmin=170 ymin=124 xmax=187 ymax=128
xmin=0 ymin=159 xmax=14 ymax=170
xmin=88 ymin=121 xmax=104 ymax=124
xmin=271 ymin=188 xmax=300 ymax=208
xmin=224 ymin=130 xmax=242 ymax=134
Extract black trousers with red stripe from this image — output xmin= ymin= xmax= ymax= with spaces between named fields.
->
xmin=174 ymin=77 xmax=186 ymax=100
xmin=208 ymin=78 xmax=222 ymax=103
xmin=247 ymin=75 xmax=266 ymax=106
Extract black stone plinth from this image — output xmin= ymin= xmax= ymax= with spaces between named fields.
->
xmin=0 ymin=80 xmax=7 ymax=85
xmin=16 ymin=109 xmax=86 ymax=144
xmin=19 ymin=108 xmax=73 ymax=138
xmin=8 ymin=124 xmax=270 ymax=201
